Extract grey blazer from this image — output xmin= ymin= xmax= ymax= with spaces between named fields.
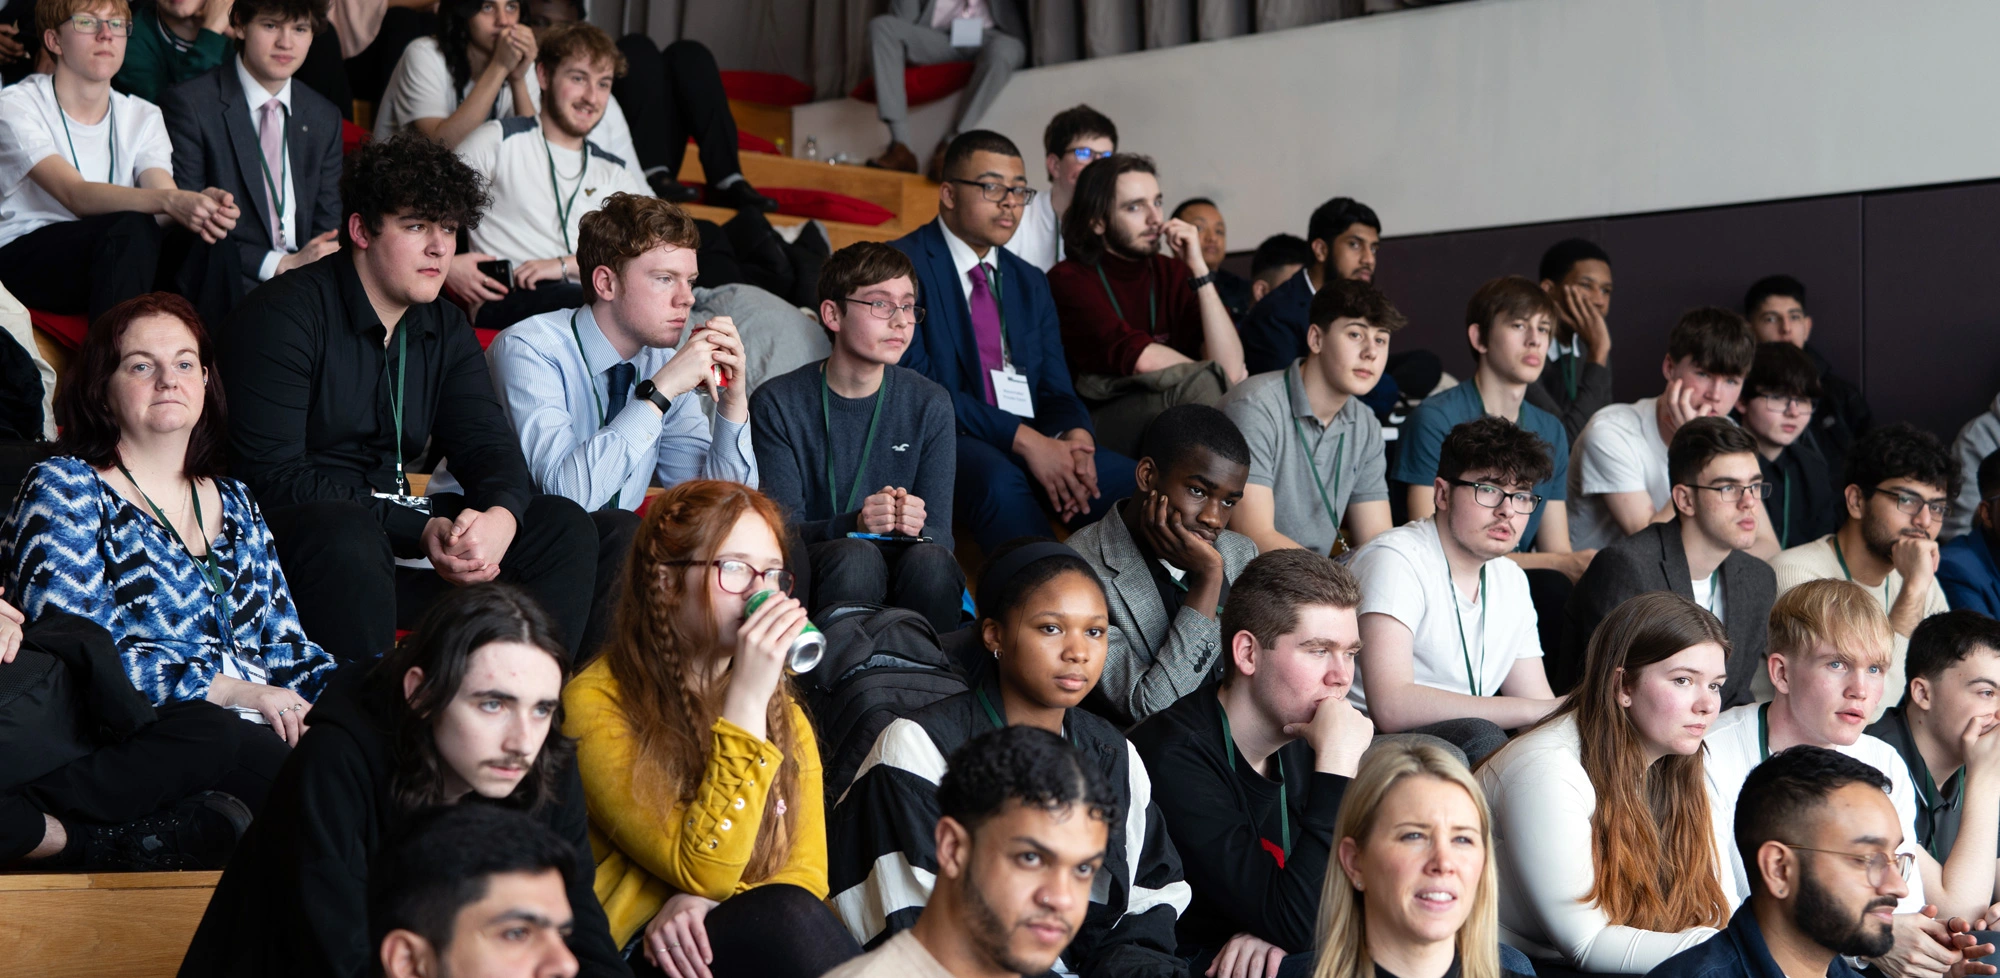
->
xmin=1070 ymin=499 xmax=1258 ymax=727
xmin=895 ymin=0 xmax=1028 ymax=40
xmin=1558 ymin=519 xmax=1777 ymax=709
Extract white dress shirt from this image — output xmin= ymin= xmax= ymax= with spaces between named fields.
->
xmin=236 ymin=56 xmax=298 ymax=282
xmin=1002 ymin=190 xmax=1060 ymax=271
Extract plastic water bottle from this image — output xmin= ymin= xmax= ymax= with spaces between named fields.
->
xmin=802 ymin=136 xmax=819 ymax=162
xmin=742 ymin=590 xmax=825 ymax=675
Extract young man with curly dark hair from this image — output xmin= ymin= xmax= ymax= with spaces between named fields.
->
xmin=219 ymin=131 xmax=598 ymax=667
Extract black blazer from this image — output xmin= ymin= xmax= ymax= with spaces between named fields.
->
xmin=159 ymin=64 xmax=343 ymax=291
xmin=1556 ymin=519 xmax=1777 ymax=708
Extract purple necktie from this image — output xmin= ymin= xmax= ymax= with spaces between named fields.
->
xmin=968 ymin=262 xmax=1003 ymax=404
xmin=258 ymin=99 xmax=285 ymax=248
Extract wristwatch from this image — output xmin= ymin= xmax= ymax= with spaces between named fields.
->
xmin=1188 ymin=270 xmax=1217 ymax=291
xmin=633 ymin=379 xmax=671 ymax=413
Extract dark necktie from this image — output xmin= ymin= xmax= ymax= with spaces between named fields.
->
xmin=968 ymin=262 xmax=1003 ymax=404
xmin=605 ymin=362 xmax=637 ymax=420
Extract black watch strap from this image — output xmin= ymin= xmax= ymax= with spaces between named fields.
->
xmin=634 ymin=379 xmax=671 ymax=412
xmin=1188 ymin=270 xmax=1217 ymax=291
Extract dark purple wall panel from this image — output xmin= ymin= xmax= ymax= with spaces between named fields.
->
xmin=1861 ymin=185 xmax=2000 ymax=440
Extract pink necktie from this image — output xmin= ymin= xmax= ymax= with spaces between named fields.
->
xmin=259 ymin=100 xmax=285 ymax=247
xmin=968 ymin=262 xmax=1003 ymax=404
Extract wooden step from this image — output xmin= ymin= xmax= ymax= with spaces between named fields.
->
xmin=681 ymin=204 xmax=902 ymax=250
xmin=681 ymin=146 xmax=940 ymax=230
xmin=0 ymin=870 xmax=220 ymax=978
xmin=727 ymin=99 xmax=792 ymax=153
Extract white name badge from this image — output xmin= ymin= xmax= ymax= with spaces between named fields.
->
xmin=992 ymin=367 xmax=1035 ymax=417
xmin=950 ymin=15 xmax=984 ymax=47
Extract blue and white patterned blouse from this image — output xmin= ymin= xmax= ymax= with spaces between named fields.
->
xmin=1 ymin=456 xmax=335 ymax=707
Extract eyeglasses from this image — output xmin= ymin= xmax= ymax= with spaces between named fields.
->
xmin=1867 ymin=485 xmax=1950 ymax=521
xmin=665 ymin=559 xmax=795 ymax=596
xmin=1781 ymin=843 xmax=1916 ymax=888
xmin=1686 ymin=481 xmax=1774 ymax=503
xmin=66 ymin=13 xmax=133 ymax=35
xmin=949 ymin=179 xmax=1038 ymax=205
xmin=841 ymin=297 xmax=925 ymax=323
xmin=1754 ymin=393 xmax=1815 ymax=414
xmin=1448 ymin=479 xmax=1543 ymax=515
xmin=1066 ymin=147 xmax=1113 ymax=163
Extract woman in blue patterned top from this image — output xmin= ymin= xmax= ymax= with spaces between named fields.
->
xmin=1 ymin=293 xmax=334 ymax=750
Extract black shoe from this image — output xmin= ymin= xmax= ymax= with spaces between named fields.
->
xmin=649 ymin=172 xmax=701 ymax=203
xmin=794 ymin=219 xmax=831 ymax=258
xmin=708 ymin=179 xmax=779 ymax=213
xmin=82 ymin=791 xmax=253 ymax=871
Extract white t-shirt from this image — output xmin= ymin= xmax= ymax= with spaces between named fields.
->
xmin=1568 ymin=397 xmax=1670 ymax=551
xmin=1348 ymin=518 xmax=1542 ymax=713
xmin=0 ymin=75 xmax=175 ymax=247
xmin=1689 ymin=570 xmax=1727 ymax=624
xmin=374 ymin=37 xmax=639 ymax=168
xmin=456 ymin=117 xmax=649 ymax=264
xmin=1768 ymin=534 xmax=1952 ymax=710
xmin=1003 ymin=188 xmax=1061 ymax=271
xmin=1702 ymin=703 xmax=1927 ymax=913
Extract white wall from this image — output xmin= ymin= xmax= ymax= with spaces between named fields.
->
xmin=804 ymin=0 xmax=2000 ymax=243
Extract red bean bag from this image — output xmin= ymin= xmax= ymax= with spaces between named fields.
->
xmin=690 ymin=132 xmax=779 ymax=155
xmin=28 ymin=308 xmax=87 ymax=350
xmin=758 ymin=187 xmax=895 ymax=227
xmin=342 ymin=119 xmax=368 ymax=156
xmin=719 ymin=71 xmax=813 ymax=107
xmin=474 ymin=327 xmax=499 ymax=350
xmin=850 ymin=61 xmax=975 ymax=106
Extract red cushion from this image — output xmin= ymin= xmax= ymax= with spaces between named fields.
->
xmin=719 ymin=71 xmax=812 ymax=107
xmin=474 ymin=327 xmax=499 ymax=350
xmin=850 ymin=61 xmax=975 ymax=106
xmin=690 ymin=131 xmax=779 ymax=155
xmin=342 ymin=119 xmax=368 ymax=156
xmin=28 ymin=308 xmax=87 ymax=350
xmin=759 ymin=187 xmax=895 ymax=227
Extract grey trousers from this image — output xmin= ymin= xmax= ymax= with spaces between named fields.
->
xmin=867 ymin=14 xmax=1026 ymax=134
xmin=1073 ymin=360 xmax=1232 ymax=459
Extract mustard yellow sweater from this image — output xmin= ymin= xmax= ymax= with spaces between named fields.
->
xmin=563 ymin=657 xmax=828 ymax=948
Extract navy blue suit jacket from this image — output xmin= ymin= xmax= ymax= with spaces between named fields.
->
xmin=891 ymin=221 xmax=1094 ymax=451
xmin=1939 ymin=529 xmax=2000 ymax=618
xmin=1647 ymin=903 xmax=1863 ymax=978
xmin=1240 ymin=266 xmax=1314 ymax=375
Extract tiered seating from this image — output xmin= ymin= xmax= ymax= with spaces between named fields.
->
xmin=681 ymin=142 xmax=940 ymax=250
xmin=0 ymin=871 xmax=219 ymax=978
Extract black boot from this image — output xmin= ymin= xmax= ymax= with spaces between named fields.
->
xmin=82 ymin=791 xmax=253 ymax=871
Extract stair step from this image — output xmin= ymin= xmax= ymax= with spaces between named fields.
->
xmin=727 ymin=99 xmax=792 ymax=153
xmin=680 ymin=145 xmax=940 ymax=229
xmin=681 ymin=204 xmax=903 ymax=250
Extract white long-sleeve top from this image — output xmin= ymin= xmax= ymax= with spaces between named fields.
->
xmin=1476 ymin=715 xmax=1733 ymax=974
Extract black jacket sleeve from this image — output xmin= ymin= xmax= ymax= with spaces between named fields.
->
xmin=1555 ymin=541 xmax=1647 ymax=695
xmin=1526 ymin=360 xmax=1614 ymax=442
xmin=1063 ymin=793 xmax=1190 ymax=978
xmin=552 ymin=763 xmax=636 ymax=977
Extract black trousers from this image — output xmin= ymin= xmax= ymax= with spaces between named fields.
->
xmin=806 ymin=538 xmax=964 ymax=635
xmin=295 ymin=25 xmax=353 ymax=120
xmin=0 ymin=700 xmax=274 ymax=863
xmin=0 ymin=211 xmax=164 ymax=323
xmin=345 ymin=7 xmax=435 ymax=105
xmin=612 ymin=36 xmax=740 ymax=182
xmin=474 ymin=280 xmax=587 ymax=331
xmin=580 ymin=507 xmax=641 ymax=668
xmin=262 ymin=495 xmax=597 ymax=663
xmin=627 ymin=883 xmax=859 ymax=978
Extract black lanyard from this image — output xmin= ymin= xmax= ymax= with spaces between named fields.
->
xmin=56 ymin=90 xmax=117 ymax=183
xmin=1284 ymin=370 xmax=1346 ymax=539
xmin=1095 ymin=261 xmax=1156 ymax=337
xmin=1449 ymin=562 xmax=1489 ymax=697
xmin=820 ymin=364 xmax=888 ymax=515
xmin=256 ymin=102 xmax=290 ymax=243
xmin=384 ymin=325 xmax=411 ymax=495
xmin=117 ymin=464 xmax=234 ymax=642
xmin=1561 ymin=352 xmax=1578 ymax=402
xmin=543 ymin=133 xmax=586 ymax=253
xmin=1218 ymin=699 xmax=1289 ymax=856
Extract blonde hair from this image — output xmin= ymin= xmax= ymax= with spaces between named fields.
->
xmin=1769 ymin=578 xmax=1894 ymax=669
xmin=1313 ymin=742 xmax=1500 ymax=978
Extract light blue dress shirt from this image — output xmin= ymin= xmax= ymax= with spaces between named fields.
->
xmin=434 ymin=304 xmax=756 ymax=510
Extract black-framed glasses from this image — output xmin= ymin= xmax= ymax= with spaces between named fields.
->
xmin=1867 ymin=485 xmax=1950 ymax=521
xmin=1781 ymin=843 xmax=1915 ymax=888
xmin=1448 ymin=479 xmax=1543 ymax=515
xmin=841 ymin=297 xmax=924 ymax=323
xmin=1753 ymin=393 xmax=1815 ymax=414
xmin=67 ymin=13 xmax=133 ymax=35
xmin=949 ymin=179 xmax=1037 ymax=205
xmin=1066 ymin=146 xmax=1113 ymax=163
xmin=1686 ymin=481 xmax=1774 ymax=503
xmin=666 ymin=559 xmax=794 ymax=596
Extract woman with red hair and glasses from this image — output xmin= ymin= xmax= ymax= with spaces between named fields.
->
xmin=2 ymin=293 xmax=332 ymax=782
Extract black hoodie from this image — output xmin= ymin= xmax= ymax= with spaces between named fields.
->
xmin=177 ymin=665 xmax=629 ymax=978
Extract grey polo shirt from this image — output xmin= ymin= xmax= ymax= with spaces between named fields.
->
xmin=1220 ymin=360 xmax=1389 ymax=555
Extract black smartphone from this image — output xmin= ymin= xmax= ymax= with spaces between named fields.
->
xmin=477 ymin=259 xmax=512 ymax=282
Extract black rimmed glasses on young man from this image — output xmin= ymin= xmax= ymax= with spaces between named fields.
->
xmin=1867 ymin=485 xmax=1951 ymax=521
xmin=842 ymin=297 xmax=925 ymax=323
xmin=948 ymin=180 xmax=1038 ymax=205
xmin=1686 ymin=481 xmax=1775 ymax=503
xmin=67 ymin=13 xmax=133 ymax=34
xmin=665 ymin=560 xmax=795 ymax=596
xmin=1779 ymin=843 xmax=1915 ymax=887
xmin=1447 ymin=479 xmax=1543 ymax=515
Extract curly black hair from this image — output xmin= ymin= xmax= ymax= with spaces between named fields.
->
xmin=1138 ymin=403 xmax=1250 ymax=473
xmin=938 ymin=726 xmax=1120 ymax=833
xmin=339 ymin=131 xmax=489 ymax=249
xmin=1843 ymin=421 xmax=1961 ymax=501
xmin=1437 ymin=415 xmax=1554 ymax=488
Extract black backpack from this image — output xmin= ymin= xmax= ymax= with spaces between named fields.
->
xmin=804 ymin=602 xmax=969 ymax=805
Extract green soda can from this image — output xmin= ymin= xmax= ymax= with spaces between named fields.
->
xmin=743 ymin=589 xmax=825 ymax=674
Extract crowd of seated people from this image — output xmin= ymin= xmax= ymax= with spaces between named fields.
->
xmin=15 ymin=19 xmax=2000 ymax=978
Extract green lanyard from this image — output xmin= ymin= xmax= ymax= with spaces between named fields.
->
xmin=1698 ymin=569 xmax=1721 ymax=617
xmin=542 ymin=132 xmax=586 ymax=253
xmin=257 ymin=103 xmax=290 ymax=242
xmin=1778 ymin=470 xmax=1795 ymax=549
xmin=1283 ymin=370 xmax=1346 ymax=540
xmin=56 ymin=92 xmax=118 ymax=183
xmin=820 ymin=364 xmax=889 ymax=514
xmin=1561 ymin=353 xmax=1578 ymax=402
xmin=1831 ymin=537 xmax=1889 ymax=605
xmin=384 ymin=325 xmax=411 ymax=495
xmin=975 ymin=679 xmax=1076 ymax=746
xmin=1094 ymin=261 xmax=1156 ymax=337
xmin=116 ymin=464 xmax=234 ymax=643
xmin=567 ymin=309 xmax=623 ymax=510
xmin=981 ymin=260 xmax=1012 ymax=367
xmin=1218 ymin=699 xmax=1289 ymax=857
xmin=1449 ymin=563 xmax=1489 ymax=697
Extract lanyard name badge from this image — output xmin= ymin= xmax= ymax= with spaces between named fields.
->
xmin=120 ymin=466 xmax=236 ymax=646
xmin=1450 ymin=562 xmax=1489 ymax=697
xmin=949 ymin=13 xmax=983 ymax=47
xmin=1218 ymin=699 xmax=1290 ymax=858
xmin=821 ymin=364 xmax=888 ymax=514
xmin=982 ymin=261 xmax=1035 ymax=418
xmin=373 ymin=325 xmax=432 ymax=513
xmin=1283 ymin=370 xmax=1346 ymax=545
